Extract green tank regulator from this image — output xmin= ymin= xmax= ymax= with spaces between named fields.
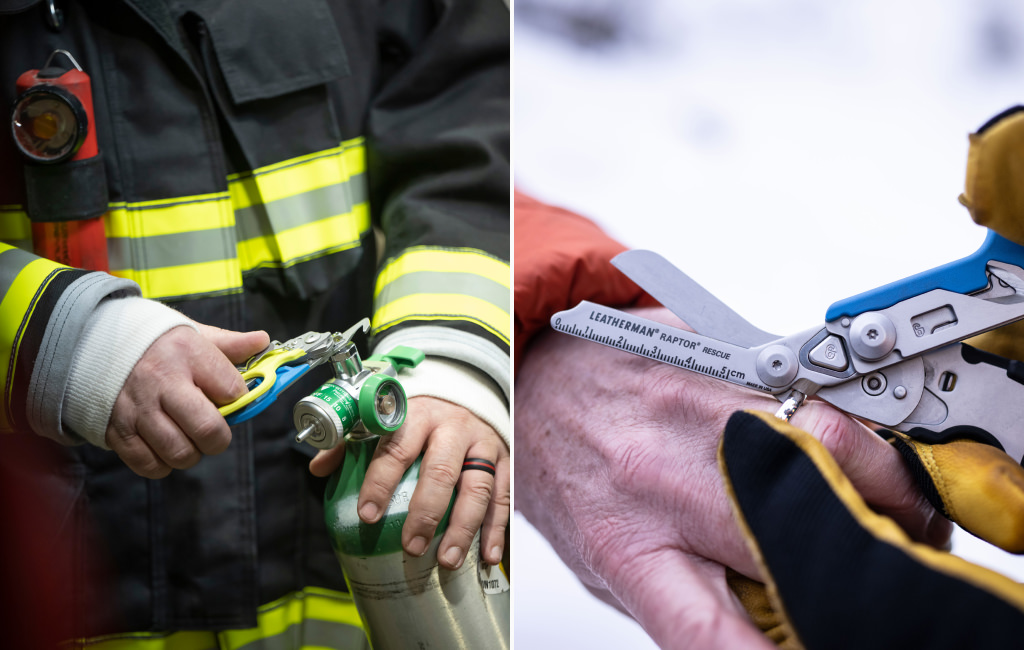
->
xmin=291 ymin=342 xmax=424 ymax=450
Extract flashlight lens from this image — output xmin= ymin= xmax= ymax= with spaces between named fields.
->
xmin=11 ymin=86 xmax=87 ymax=163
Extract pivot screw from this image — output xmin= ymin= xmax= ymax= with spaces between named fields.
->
xmin=849 ymin=312 xmax=897 ymax=361
xmin=757 ymin=345 xmax=799 ymax=388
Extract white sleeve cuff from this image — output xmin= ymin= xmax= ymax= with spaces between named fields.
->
xmin=62 ymin=297 xmax=197 ymax=449
xmin=393 ymin=357 xmax=510 ymax=448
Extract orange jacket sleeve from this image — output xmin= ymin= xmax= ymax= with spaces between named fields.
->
xmin=514 ymin=191 xmax=651 ymax=373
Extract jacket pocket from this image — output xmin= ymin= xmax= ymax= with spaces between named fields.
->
xmin=200 ymin=0 xmax=350 ymax=104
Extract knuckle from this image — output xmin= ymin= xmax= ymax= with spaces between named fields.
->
xmin=606 ymin=435 xmax=668 ymax=494
xmin=805 ymin=406 xmax=858 ymax=466
xmin=484 ymin=519 xmax=509 ymax=546
xmin=133 ymin=457 xmax=171 ymax=480
xmin=420 ymin=462 xmax=460 ymax=491
xmin=376 ymin=437 xmax=417 ymax=468
xmin=164 ymin=444 xmax=200 ymax=470
xmin=105 ymin=419 xmax=138 ymax=448
xmin=410 ymin=507 xmax=445 ymax=531
xmin=490 ymin=480 xmax=511 ymax=509
xmin=361 ymin=474 xmax=396 ymax=502
xmin=448 ymin=518 xmax=480 ymax=543
xmin=459 ymin=477 xmax=494 ymax=507
xmin=190 ymin=414 xmax=230 ymax=454
xmin=642 ymin=364 xmax=708 ymax=420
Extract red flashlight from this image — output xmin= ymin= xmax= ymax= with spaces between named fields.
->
xmin=11 ymin=50 xmax=109 ymax=271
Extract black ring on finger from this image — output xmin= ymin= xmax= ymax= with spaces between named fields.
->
xmin=462 ymin=458 xmax=496 ymax=476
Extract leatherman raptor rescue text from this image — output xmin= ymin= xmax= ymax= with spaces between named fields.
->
xmin=552 ymin=230 xmax=1024 ymax=464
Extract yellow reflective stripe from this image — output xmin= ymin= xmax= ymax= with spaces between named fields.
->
xmin=373 ymin=248 xmax=511 ymax=343
xmin=237 ymin=203 xmax=370 ymax=271
xmin=375 ymin=248 xmax=510 ymax=290
xmin=231 ymin=139 xmax=369 ymax=271
xmin=105 ymin=195 xmax=240 ymax=299
xmin=110 ymin=259 xmax=242 ymax=301
xmin=69 ymin=588 xmax=363 ymax=650
xmin=218 ymin=587 xmax=365 ymax=650
xmin=373 ymin=294 xmax=511 ymax=343
xmin=228 ymin=139 xmax=366 ymax=210
xmin=106 ymin=193 xmax=233 ymax=238
xmin=0 ymin=249 xmax=67 ymax=433
xmin=4 ymin=139 xmax=370 ymax=301
xmin=69 ymin=631 xmax=217 ymax=650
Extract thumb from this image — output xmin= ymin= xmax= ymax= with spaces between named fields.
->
xmin=195 ymin=323 xmax=270 ymax=364
xmin=887 ymin=432 xmax=1024 ymax=552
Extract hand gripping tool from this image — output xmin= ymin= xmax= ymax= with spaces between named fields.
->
xmin=551 ymin=230 xmax=1024 ymax=464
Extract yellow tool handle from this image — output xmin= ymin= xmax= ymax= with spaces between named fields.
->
xmin=218 ymin=347 xmax=306 ymax=416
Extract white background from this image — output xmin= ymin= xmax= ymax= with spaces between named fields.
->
xmin=514 ymin=0 xmax=1024 ymax=647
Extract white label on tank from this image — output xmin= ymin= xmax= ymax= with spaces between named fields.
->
xmin=479 ymin=562 xmax=510 ymax=595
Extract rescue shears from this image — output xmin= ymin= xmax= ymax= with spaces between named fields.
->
xmin=552 ymin=229 xmax=1024 ymax=464
xmin=219 ymin=319 xmax=370 ymax=425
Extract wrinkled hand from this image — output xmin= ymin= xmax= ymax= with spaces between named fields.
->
xmin=310 ymin=396 xmax=510 ymax=569
xmin=515 ymin=306 xmax=950 ymax=649
xmin=106 ymin=323 xmax=269 ymax=479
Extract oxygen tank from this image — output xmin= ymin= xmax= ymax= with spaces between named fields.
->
xmin=293 ymin=345 xmax=511 ymax=648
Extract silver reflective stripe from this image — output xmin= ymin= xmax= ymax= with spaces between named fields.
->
xmin=0 ymin=246 xmax=39 ymax=300
xmin=234 ymin=173 xmax=367 ymax=242
xmin=107 ymin=228 xmax=236 ymax=270
xmin=376 ymin=270 xmax=510 ymax=314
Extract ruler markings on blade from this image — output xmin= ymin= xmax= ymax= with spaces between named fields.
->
xmin=552 ymin=301 xmax=773 ymax=393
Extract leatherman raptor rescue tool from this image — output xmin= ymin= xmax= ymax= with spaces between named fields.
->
xmin=551 ymin=230 xmax=1024 ymax=464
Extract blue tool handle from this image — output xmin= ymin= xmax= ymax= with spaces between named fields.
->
xmin=225 ymin=364 xmax=311 ymax=426
xmin=825 ymin=230 xmax=1024 ymax=322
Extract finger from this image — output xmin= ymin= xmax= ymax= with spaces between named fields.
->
xmin=478 ymin=451 xmax=511 ymax=565
xmin=437 ymin=450 xmax=498 ymax=569
xmin=161 ymin=384 xmax=232 ymax=455
xmin=186 ymin=337 xmax=248 ymax=406
xmin=106 ymin=396 xmax=172 ymax=479
xmin=403 ymin=428 xmax=466 ymax=558
xmin=790 ymin=401 xmax=950 ymax=547
xmin=194 ymin=323 xmax=270 ymax=364
xmin=309 ymin=444 xmax=346 ymax=478
xmin=607 ymin=549 xmax=774 ymax=650
xmin=136 ymin=407 xmax=202 ymax=471
xmin=358 ymin=417 xmax=430 ymax=524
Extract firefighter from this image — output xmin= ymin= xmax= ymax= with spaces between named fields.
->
xmin=0 ymin=0 xmax=509 ymax=647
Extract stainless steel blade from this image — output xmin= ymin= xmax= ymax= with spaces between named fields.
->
xmin=612 ymin=249 xmax=778 ymax=347
xmin=551 ymin=301 xmax=775 ymax=394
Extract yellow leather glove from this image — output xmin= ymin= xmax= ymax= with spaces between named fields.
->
xmin=883 ymin=107 xmax=1024 ymax=553
xmin=881 ymin=429 xmax=1024 ymax=552
xmin=720 ymin=411 xmax=1024 ymax=649
xmin=963 ymin=106 xmax=1024 ymax=362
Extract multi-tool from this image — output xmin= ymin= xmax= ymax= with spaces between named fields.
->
xmin=219 ymin=319 xmax=423 ymax=448
xmin=551 ymin=229 xmax=1024 ymax=464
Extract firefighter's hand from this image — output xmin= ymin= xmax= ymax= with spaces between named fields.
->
xmin=310 ymin=396 xmax=511 ymax=569
xmin=106 ymin=323 xmax=269 ymax=479
xmin=514 ymin=307 xmax=949 ymax=650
